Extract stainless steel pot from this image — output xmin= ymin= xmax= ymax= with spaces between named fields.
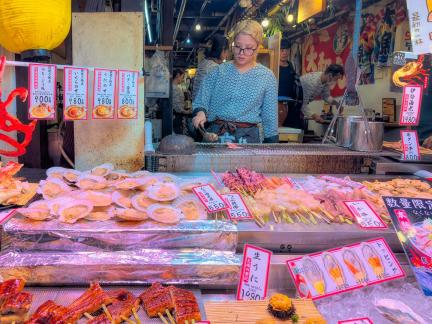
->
xmin=336 ymin=116 xmax=363 ymax=147
xmin=349 ymin=121 xmax=384 ymax=152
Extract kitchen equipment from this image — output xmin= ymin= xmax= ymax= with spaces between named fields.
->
xmin=350 ymin=121 xmax=384 ymax=152
xmin=198 ymin=126 xmax=219 ymax=143
xmin=336 ymin=116 xmax=363 ymax=147
xmin=157 ymin=134 xmax=195 ymax=155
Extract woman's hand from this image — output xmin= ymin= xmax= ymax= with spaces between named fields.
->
xmin=192 ymin=111 xmax=207 ymax=129
xmin=423 ymin=136 xmax=432 ymax=149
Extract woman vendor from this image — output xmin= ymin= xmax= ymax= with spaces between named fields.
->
xmin=192 ymin=20 xmax=278 ymax=143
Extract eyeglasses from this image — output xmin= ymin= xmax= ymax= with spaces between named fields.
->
xmin=233 ymin=45 xmax=257 ymax=56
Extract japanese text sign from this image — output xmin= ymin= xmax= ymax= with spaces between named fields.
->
xmin=338 ymin=318 xmax=373 ymax=324
xmin=93 ymin=68 xmax=116 ymax=119
xmin=401 ymin=130 xmax=420 ymax=160
xmin=400 ymin=85 xmax=423 ymax=126
xmin=237 ymin=244 xmax=272 ymax=301
xmin=343 ymin=200 xmax=387 ymax=229
xmin=286 ymin=238 xmax=405 ymax=300
xmin=117 ymin=70 xmax=139 ymax=119
xmin=63 ymin=67 xmax=88 ymax=120
xmin=222 ymin=193 xmax=253 ymax=220
xmin=28 ymin=64 xmax=56 ymax=120
xmin=192 ymin=184 xmax=228 ymax=213
xmin=406 ymin=1 xmax=432 ymax=54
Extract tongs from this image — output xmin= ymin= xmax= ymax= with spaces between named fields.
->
xmin=198 ymin=125 xmax=219 ymax=143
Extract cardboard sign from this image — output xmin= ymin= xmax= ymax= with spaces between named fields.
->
xmin=237 ymin=244 xmax=272 ymax=301
xmin=192 ymin=184 xmax=228 ymax=213
xmin=28 ymin=63 xmax=56 ymax=120
xmin=406 ymin=0 xmax=432 ymax=54
xmin=338 ymin=318 xmax=373 ymax=324
xmin=343 ymin=200 xmax=387 ymax=229
xmin=0 ymin=209 xmax=16 ymax=226
xmin=283 ymin=177 xmax=304 ymax=190
xmin=401 ymin=130 xmax=420 ymax=160
xmin=92 ymin=68 xmax=116 ymax=119
xmin=287 ymin=238 xmax=405 ymax=300
xmin=383 ymin=196 xmax=432 ymax=296
xmin=222 ymin=193 xmax=253 ymax=220
xmin=320 ymin=175 xmax=365 ymax=189
xmin=400 ymin=85 xmax=423 ymax=126
xmin=63 ymin=67 xmax=89 ymax=120
xmin=117 ymin=70 xmax=139 ymax=119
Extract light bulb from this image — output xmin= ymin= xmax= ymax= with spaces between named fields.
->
xmin=261 ymin=18 xmax=270 ymax=28
xmin=195 ymin=23 xmax=201 ymax=31
xmin=286 ymin=14 xmax=294 ymax=24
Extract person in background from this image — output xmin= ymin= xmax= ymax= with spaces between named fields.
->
xmin=192 ymin=34 xmax=229 ymax=101
xmin=192 ymin=20 xmax=278 ymax=143
xmin=172 ymin=68 xmax=191 ymax=135
xmin=300 ymin=64 xmax=344 ymax=123
xmin=278 ymin=39 xmax=303 ymax=129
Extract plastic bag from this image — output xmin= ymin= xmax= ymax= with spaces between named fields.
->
xmin=145 ymin=50 xmax=170 ymax=98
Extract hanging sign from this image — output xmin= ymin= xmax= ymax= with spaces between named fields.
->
xmin=63 ymin=67 xmax=88 ymax=120
xmin=237 ymin=244 xmax=272 ymax=301
xmin=92 ymin=68 xmax=116 ymax=119
xmin=286 ymin=238 xmax=405 ymax=300
xmin=401 ymin=130 xmax=421 ymax=160
xmin=117 ymin=70 xmax=139 ymax=119
xmin=222 ymin=193 xmax=253 ymax=220
xmin=406 ymin=0 xmax=432 ymax=54
xmin=400 ymin=85 xmax=423 ymax=126
xmin=192 ymin=184 xmax=228 ymax=213
xmin=338 ymin=318 xmax=373 ymax=324
xmin=343 ymin=200 xmax=387 ymax=229
xmin=28 ymin=63 xmax=56 ymax=120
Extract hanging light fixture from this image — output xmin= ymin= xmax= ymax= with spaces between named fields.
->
xmin=286 ymin=13 xmax=294 ymax=24
xmin=195 ymin=23 xmax=202 ymax=31
xmin=261 ymin=18 xmax=270 ymax=28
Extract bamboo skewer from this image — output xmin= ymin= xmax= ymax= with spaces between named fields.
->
xmin=158 ymin=313 xmax=169 ymax=324
xmin=102 ymin=304 xmax=114 ymax=324
xmin=84 ymin=312 xmax=94 ymax=320
xmin=165 ymin=309 xmax=175 ymax=324
xmin=120 ymin=315 xmax=135 ymax=324
xmin=132 ymin=308 xmax=141 ymax=324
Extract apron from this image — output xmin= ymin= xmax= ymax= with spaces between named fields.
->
xmin=207 ymin=120 xmax=260 ymax=143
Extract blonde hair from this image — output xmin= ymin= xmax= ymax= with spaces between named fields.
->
xmin=233 ymin=19 xmax=263 ymax=46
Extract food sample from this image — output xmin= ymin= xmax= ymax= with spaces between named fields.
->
xmin=91 ymin=164 xmax=114 ymax=177
xmin=362 ymin=243 xmax=385 ymax=278
xmin=112 ymin=190 xmax=134 ymax=209
xmin=303 ymin=258 xmax=326 ymax=296
xmin=94 ymin=105 xmax=113 ymax=118
xmin=384 ymin=141 xmax=432 ymax=155
xmin=147 ymin=204 xmax=182 ymax=224
xmin=267 ymin=293 xmax=295 ymax=320
xmin=173 ymin=195 xmax=207 ymax=220
xmin=30 ymin=103 xmax=53 ymax=118
xmin=0 ymin=279 xmax=33 ymax=323
xmin=0 ymin=161 xmax=35 ymax=206
xmin=146 ymin=182 xmax=180 ymax=202
xmin=78 ymin=190 xmax=112 ymax=207
xmin=140 ymin=282 xmax=173 ymax=317
xmin=363 ymin=178 xmax=432 ymax=199
xmin=114 ymin=207 xmax=148 ymax=221
xmin=342 ymin=249 xmax=368 ymax=284
xmin=118 ymin=105 xmax=136 ymax=118
xmin=323 ymin=253 xmax=345 ymax=288
xmin=77 ymin=175 xmax=108 ymax=191
xmin=65 ymin=105 xmax=86 ymax=119
xmin=131 ymin=192 xmax=154 ymax=211
xmin=38 ymin=178 xmax=71 ymax=200
xmin=57 ymin=199 xmax=94 ymax=224
xmin=85 ymin=206 xmax=114 ymax=221
xmin=26 ymin=300 xmax=68 ymax=324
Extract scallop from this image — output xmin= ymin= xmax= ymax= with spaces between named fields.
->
xmin=173 ymin=195 xmax=207 ymax=220
xmin=48 ymin=197 xmax=77 ymax=216
xmin=85 ymin=206 xmax=114 ymax=221
xmin=136 ymin=176 xmax=160 ymax=191
xmin=153 ymin=173 xmax=179 ymax=183
xmin=90 ymin=163 xmax=114 ymax=177
xmin=46 ymin=167 xmax=67 ymax=179
xmin=58 ymin=200 xmax=94 ymax=224
xmin=28 ymin=200 xmax=50 ymax=211
xmin=106 ymin=171 xmax=130 ymax=182
xmin=130 ymin=170 xmax=151 ymax=178
xmin=76 ymin=175 xmax=108 ymax=190
xmin=146 ymin=182 xmax=180 ymax=202
xmin=78 ymin=190 xmax=112 ymax=207
xmin=147 ymin=204 xmax=182 ymax=224
xmin=114 ymin=207 xmax=148 ymax=221
xmin=178 ymin=178 xmax=209 ymax=192
xmin=37 ymin=178 xmax=71 ymax=200
xmin=114 ymin=178 xmax=147 ymax=190
xmin=112 ymin=190 xmax=134 ymax=209
xmin=131 ymin=192 xmax=154 ymax=212
xmin=17 ymin=207 xmax=51 ymax=221
xmin=62 ymin=169 xmax=81 ymax=183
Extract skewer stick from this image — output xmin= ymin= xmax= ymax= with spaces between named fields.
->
xmin=120 ymin=315 xmax=135 ymax=324
xmin=158 ymin=313 xmax=170 ymax=324
xmin=102 ymin=304 xmax=114 ymax=324
xmin=185 ymin=321 xmax=189 ymax=324
xmin=84 ymin=312 xmax=94 ymax=320
xmin=192 ymin=320 xmax=196 ymax=324
xmin=165 ymin=309 xmax=175 ymax=324
xmin=132 ymin=307 xmax=141 ymax=324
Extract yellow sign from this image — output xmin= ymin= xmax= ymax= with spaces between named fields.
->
xmin=297 ymin=0 xmax=326 ymax=23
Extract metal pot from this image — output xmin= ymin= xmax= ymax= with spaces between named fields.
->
xmin=349 ymin=121 xmax=384 ymax=152
xmin=336 ymin=116 xmax=363 ymax=147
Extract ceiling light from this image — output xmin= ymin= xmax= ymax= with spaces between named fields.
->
xmin=261 ymin=18 xmax=270 ymax=28
xmin=195 ymin=23 xmax=201 ymax=31
xmin=286 ymin=14 xmax=294 ymax=24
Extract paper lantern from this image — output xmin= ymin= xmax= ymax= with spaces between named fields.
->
xmin=0 ymin=0 xmax=71 ymax=54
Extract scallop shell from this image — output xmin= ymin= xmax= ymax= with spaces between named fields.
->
xmin=112 ymin=190 xmax=134 ymax=209
xmin=58 ymin=200 xmax=94 ymax=224
xmin=136 ymin=176 xmax=160 ymax=191
xmin=114 ymin=207 xmax=148 ymax=221
xmin=62 ymin=169 xmax=82 ymax=183
xmin=76 ymin=175 xmax=108 ymax=190
xmin=17 ymin=207 xmax=51 ymax=221
xmin=173 ymin=194 xmax=207 ymax=220
xmin=106 ymin=171 xmax=130 ymax=182
xmin=114 ymin=178 xmax=147 ymax=190
xmin=28 ymin=200 xmax=50 ymax=211
xmin=147 ymin=204 xmax=182 ymax=224
xmin=90 ymin=163 xmax=114 ymax=177
xmin=46 ymin=167 xmax=67 ymax=179
xmin=85 ymin=206 xmax=114 ymax=221
xmin=48 ymin=197 xmax=77 ymax=216
xmin=37 ymin=178 xmax=71 ymax=200
xmin=178 ymin=178 xmax=209 ymax=192
xmin=146 ymin=183 xmax=180 ymax=202
xmin=78 ymin=190 xmax=112 ymax=207
xmin=130 ymin=170 xmax=151 ymax=178
xmin=131 ymin=192 xmax=154 ymax=212
xmin=153 ymin=173 xmax=179 ymax=183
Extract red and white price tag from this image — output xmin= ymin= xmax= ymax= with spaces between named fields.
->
xmin=401 ymin=130 xmax=420 ymax=160
xmin=343 ymin=200 xmax=386 ymax=229
xmin=117 ymin=70 xmax=139 ymax=119
xmin=63 ymin=67 xmax=88 ymax=120
xmin=338 ymin=318 xmax=373 ymax=324
xmin=92 ymin=68 xmax=116 ymax=119
xmin=237 ymin=244 xmax=272 ymax=301
xmin=222 ymin=193 xmax=253 ymax=220
xmin=192 ymin=184 xmax=228 ymax=213
xmin=400 ymin=85 xmax=423 ymax=126
xmin=283 ymin=177 xmax=303 ymax=190
xmin=0 ymin=209 xmax=16 ymax=225
xmin=28 ymin=63 xmax=57 ymax=120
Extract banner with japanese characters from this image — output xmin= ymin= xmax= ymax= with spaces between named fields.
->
xmin=117 ymin=70 xmax=139 ymax=119
xmin=63 ymin=67 xmax=89 ymax=120
xmin=28 ymin=64 xmax=56 ymax=120
xmin=383 ymin=196 xmax=432 ymax=296
xmin=92 ymin=68 xmax=116 ymax=119
xmin=406 ymin=0 xmax=432 ymax=54
xmin=400 ymin=130 xmax=421 ymax=160
xmin=400 ymin=85 xmax=423 ymax=125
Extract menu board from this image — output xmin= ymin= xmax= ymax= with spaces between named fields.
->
xmin=384 ymin=196 xmax=432 ymax=296
xmin=28 ymin=64 xmax=56 ymax=120
xmin=287 ymin=238 xmax=405 ymax=300
xmin=92 ymin=68 xmax=116 ymax=119
xmin=63 ymin=67 xmax=88 ymax=120
xmin=117 ymin=70 xmax=139 ymax=119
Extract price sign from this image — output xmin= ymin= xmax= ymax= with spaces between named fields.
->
xmin=237 ymin=244 xmax=272 ymax=301
xmin=28 ymin=63 xmax=56 ymax=120
xmin=338 ymin=318 xmax=373 ymax=324
xmin=222 ymin=193 xmax=253 ymax=220
xmin=283 ymin=177 xmax=303 ymax=190
xmin=343 ymin=200 xmax=387 ymax=229
xmin=192 ymin=184 xmax=228 ymax=213
xmin=63 ymin=67 xmax=88 ymax=120
xmin=0 ymin=209 xmax=16 ymax=225
xmin=400 ymin=85 xmax=423 ymax=126
xmin=92 ymin=68 xmax=116 ymax=119
xmin=117 ymin=70 xmax=139 ymax=119
xmin=401 ymin=130 xmax=420 ymax=161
